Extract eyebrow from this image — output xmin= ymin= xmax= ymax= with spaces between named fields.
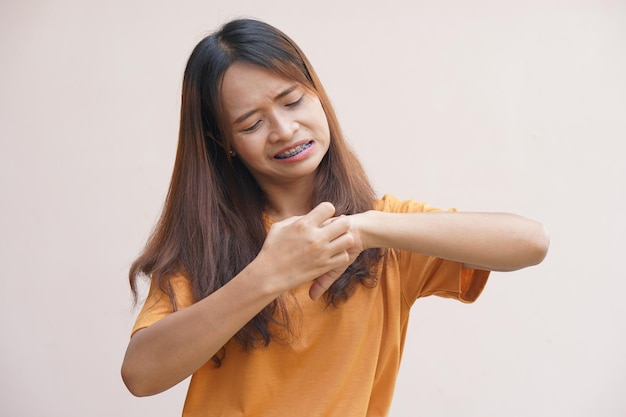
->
xmin=233 ymin=85 xmax=299 ymax=125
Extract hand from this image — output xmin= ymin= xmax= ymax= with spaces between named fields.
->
xmin=308 ymin=213 xmax=366 ymax=300
xmin=256 ymin=202 xmax=355 ymax=296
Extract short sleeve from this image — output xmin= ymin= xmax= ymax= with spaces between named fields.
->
xmin=375 ymin=194 xmax=489 ymax=305
xmin=131 ymin=273 xmax=195 ymax=336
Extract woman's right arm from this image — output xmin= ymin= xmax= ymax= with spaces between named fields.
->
xmin=121 ymin=202 xmax=354 ymax=397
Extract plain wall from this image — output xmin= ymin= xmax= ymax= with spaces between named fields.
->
xmin=1 ymin=0 xmax=625 ymax=416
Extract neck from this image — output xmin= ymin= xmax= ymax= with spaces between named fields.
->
xmin=262 ymin=179 xmax=316 ymax=221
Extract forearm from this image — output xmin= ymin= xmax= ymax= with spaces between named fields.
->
xmin=121 ymin=261 xmax=281 ymax=397
xmin=357 ymin=210 xmax=549 ymax=272
xmin=122 ymin=204 xmax=356 ymax=396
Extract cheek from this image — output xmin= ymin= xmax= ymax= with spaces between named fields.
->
xmin=320 ymin=113 xmax=331 ymax=138
xmin=312 ymin=103 xmax=330 ymax=135
xmin=231 ymin=136 xmax=264 ymax=160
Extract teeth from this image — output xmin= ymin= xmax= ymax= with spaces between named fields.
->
xmin=275 ymin=142 xmax=311 ymax=159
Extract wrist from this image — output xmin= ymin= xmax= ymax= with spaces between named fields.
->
xmin=352 ymin=209 xmax=384 ymax=250
xmin=241 ymin=256 xmax=286 ymax=300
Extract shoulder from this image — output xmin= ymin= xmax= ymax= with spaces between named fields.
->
xmin=374 ymin=194 xmax=453 ymax=214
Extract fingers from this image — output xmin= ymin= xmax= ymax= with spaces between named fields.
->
xmin=308 ymin=230 xmax=355 ymax=300
xmin=326 ymin=226 xmax=354 ymax=255
xmin=295 ymin=203 xmax=351 ymax=244
xmin=309 ymin=278 xmax=330 ymax=301
xmin=303 ymin=202 xmax=336 ymax=226
xmin=308 ymin=251 xmax=351 ymax=301
xmin=262 ymin=202 xmax=356 ymax=297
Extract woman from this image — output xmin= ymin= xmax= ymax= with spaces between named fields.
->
xmin=121 ymin=18 xmax=549 ymax=416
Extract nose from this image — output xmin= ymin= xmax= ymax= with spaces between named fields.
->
xmin=268 ymin=112 xmax=299 ymax=143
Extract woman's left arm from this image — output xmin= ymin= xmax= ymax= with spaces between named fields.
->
xmin=352 ymin=210 xmax=549 ymax=272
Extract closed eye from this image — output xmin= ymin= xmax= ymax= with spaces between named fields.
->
xmin=242 ymin=120 xmax=262 ymax=133
xmin=286 ymin=96 xmax=303 ymax=107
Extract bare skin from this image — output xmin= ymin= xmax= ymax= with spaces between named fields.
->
xmin=122 ymin=202 xmax=352 ymax=396
xmin=121 ymin=63 xmax=549 ymax=397
xmin=121 ymin=203 xmax=548 ymax=396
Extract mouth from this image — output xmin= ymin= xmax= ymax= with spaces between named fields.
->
xmin=274 ymin=141 xmax=313 ymax=159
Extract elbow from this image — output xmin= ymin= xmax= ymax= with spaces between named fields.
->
xmin=121 ymin=364 xmax=147 ymax=397
xmin=121 ymin=330 xmax=168 ymax=397
xmin=495 ymin=222 xmax=550 ymax=272
xmin=121 ymin=360 xmax=159 ymax=398
xmin=525 ymin=222 xmax=550 ymax=267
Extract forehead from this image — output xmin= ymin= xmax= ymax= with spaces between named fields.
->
xmin=221 ymin=62 xmax=297 ymax=118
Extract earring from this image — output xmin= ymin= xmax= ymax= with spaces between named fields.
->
xmin=229 ymin=149 xmax=236 ymax=157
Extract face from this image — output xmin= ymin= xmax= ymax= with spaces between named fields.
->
xmin=220 ymin=62 xmax=331 ymax=191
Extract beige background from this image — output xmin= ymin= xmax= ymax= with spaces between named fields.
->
xmin=1 ymin=0 xmax=625 ymax=416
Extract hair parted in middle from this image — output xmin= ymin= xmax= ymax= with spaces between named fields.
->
xmin=129 ymin=18 xmax=382 ymax=365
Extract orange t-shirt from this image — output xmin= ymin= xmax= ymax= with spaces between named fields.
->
xmin=132 ymin=195 xmax=489 ymax=416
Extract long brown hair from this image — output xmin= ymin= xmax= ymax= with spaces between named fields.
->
xmin=129 ymin=18 xmax=381 ymax=362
